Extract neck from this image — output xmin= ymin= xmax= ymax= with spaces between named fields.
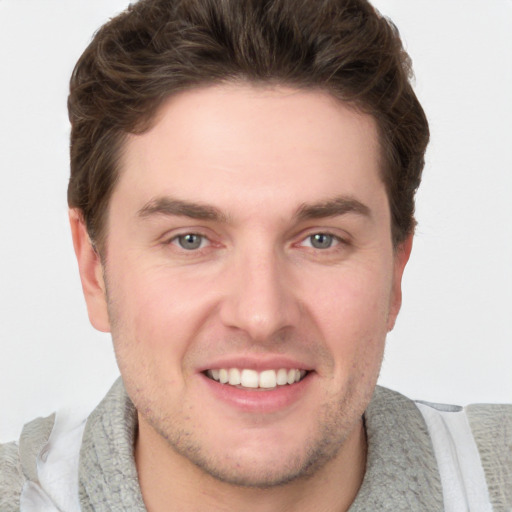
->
xmin=135 ymin=417 xmax=367 ymax=512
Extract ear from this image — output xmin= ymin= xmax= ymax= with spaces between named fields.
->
xmin=69 ymin=209 xmax=111 ymax=332
xmin=387 ymin=234 xmax=413 ymax=332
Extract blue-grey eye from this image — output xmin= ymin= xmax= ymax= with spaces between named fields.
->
xmin=177 ymin=234 xmax=203 ymax=250
xmin=309 ymin=233 xmax=334 ymax=249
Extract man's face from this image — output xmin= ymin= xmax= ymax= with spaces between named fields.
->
xmin=83 ymin=84 xmax=409 ymax=487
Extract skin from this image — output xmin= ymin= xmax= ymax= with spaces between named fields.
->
xmin=70 ymin=84 xmax=412 ymax=512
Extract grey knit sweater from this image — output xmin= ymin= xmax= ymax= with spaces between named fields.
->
xmin=1 ymin=380 xmax=511 ymax=511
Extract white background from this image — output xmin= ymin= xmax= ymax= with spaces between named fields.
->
xmin=1 ymin=0 xmax=511 ymax=441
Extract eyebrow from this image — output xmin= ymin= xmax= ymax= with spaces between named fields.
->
xmin=137 ymin=195 xmax=370 ymax=223
xmin=138 ymin=197 xmax=228 ymax=222
xmin=295 ymin=196 xmax=371 ymax=221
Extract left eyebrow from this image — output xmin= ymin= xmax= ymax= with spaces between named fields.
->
xmin=295 ymin=196 xmax=372 ymax=221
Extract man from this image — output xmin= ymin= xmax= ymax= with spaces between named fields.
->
xmin=1 ymin=0 xmax=510 ymax=510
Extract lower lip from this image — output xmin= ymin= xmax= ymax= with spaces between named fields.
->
xmin=199 ymin=372 xmax=314 ymax=413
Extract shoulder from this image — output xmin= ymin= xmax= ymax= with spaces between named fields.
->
xmin=374 ymin=385 xmax=512 ymax=443
xmin=385 ymin=388 xmax=512 ymax=511
xmin=0 ymin=440 xmax=24 ymax=512
xmin=0 ymin=414 xmax=55 ymax=512
xmin=465 ymin=403 xmax=512 ymax=510
xmin=465 ymin=402 xmax=512 ymax=432
xmin=415 ymin=398 xmax=512 ymax=454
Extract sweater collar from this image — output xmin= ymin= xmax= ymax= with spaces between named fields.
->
xmin=348 ymin=386 xmax=443 ymax=511
xmin=79 ymin=379 xmax=443 ymax=511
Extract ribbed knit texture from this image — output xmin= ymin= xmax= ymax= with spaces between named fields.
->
xmin=0 ymin=413 xmax=55 ymax=512
xmin=0 ymin=441 xmax=24 ymax=512
xmin=78 ymin=379 xmax=146 ymax=511
xmin=348 ymin=386 xmax=443 ymax=511
xmin=467 ymin=403 xmax=512 ymax=512
xmin=8 ymin=379 xmax=507 ymax=510
xmin=78 ymin=380 xmax=444 ymax=511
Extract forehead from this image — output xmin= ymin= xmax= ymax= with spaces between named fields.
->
xmin=113 ymin=84 xmax=385 ymax=220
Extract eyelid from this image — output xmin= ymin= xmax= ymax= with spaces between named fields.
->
xmin=159 ymin=228 xmax=212 ymax=248
xmin=158 ymin=225 xmax=212 ymax=242
xmin=299 ymin=233 xmax=341 ymax=249
xmin=171 ymin=233 xmax=210 ymax=250
xmin=158 ymin=227 xmax=350 ymax=251
xmin=293 ymin=227 xmax=350 ymax=247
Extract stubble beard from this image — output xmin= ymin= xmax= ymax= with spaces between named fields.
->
xmin=134 ymin=381 xmax=368 ymax=490
xmin=105 ymin=278 xmax=375 ymax=490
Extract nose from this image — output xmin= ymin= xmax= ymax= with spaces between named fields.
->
xmin=219 ymin=245 xmax=301 ymax=342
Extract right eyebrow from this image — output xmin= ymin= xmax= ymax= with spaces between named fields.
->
xmin=137 ymin=196 xmax=229 ymax=223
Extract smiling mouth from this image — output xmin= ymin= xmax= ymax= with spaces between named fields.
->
xmin=204 ymin=368 xmax=309 ymax=389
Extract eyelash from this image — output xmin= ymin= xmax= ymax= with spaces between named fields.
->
xmin=298 ymin=232 xmax=343 ymax=250
xmin=164 ymin=231 xmax=347 ymax=253
xmin=167 ymin=232 xmax=212 ymax=251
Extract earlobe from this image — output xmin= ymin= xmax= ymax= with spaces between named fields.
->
xmin=69 ymin=209 xmax=111 ymax=332
xmin=387 ymin=234 xmax=413 ymax=332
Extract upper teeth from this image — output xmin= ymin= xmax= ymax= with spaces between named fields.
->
xmin=206 ymin=368 xmax=306 ymax=389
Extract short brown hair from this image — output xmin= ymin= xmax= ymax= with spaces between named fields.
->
xmin=68 ymin=0 xmax=429 ymax=251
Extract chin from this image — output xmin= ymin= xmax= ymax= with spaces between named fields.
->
xmin=146 ymin=394 xmax=360 ymax=489
xmin=171 ymin=439 xmax=341 ymax=489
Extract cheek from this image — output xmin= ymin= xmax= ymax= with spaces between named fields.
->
xmin=106 ymin=269 xmax=192 ymax=376
xmin=305 ymin=266 xmax=392 ymax=360
xmin=112 ymin=265 xmax=196 ymax=329
xmin=107 ymin=261 xmax=228 ymax=379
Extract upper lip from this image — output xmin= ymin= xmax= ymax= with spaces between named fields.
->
xmin=197 ymin=355 xmax=314 ymax=373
